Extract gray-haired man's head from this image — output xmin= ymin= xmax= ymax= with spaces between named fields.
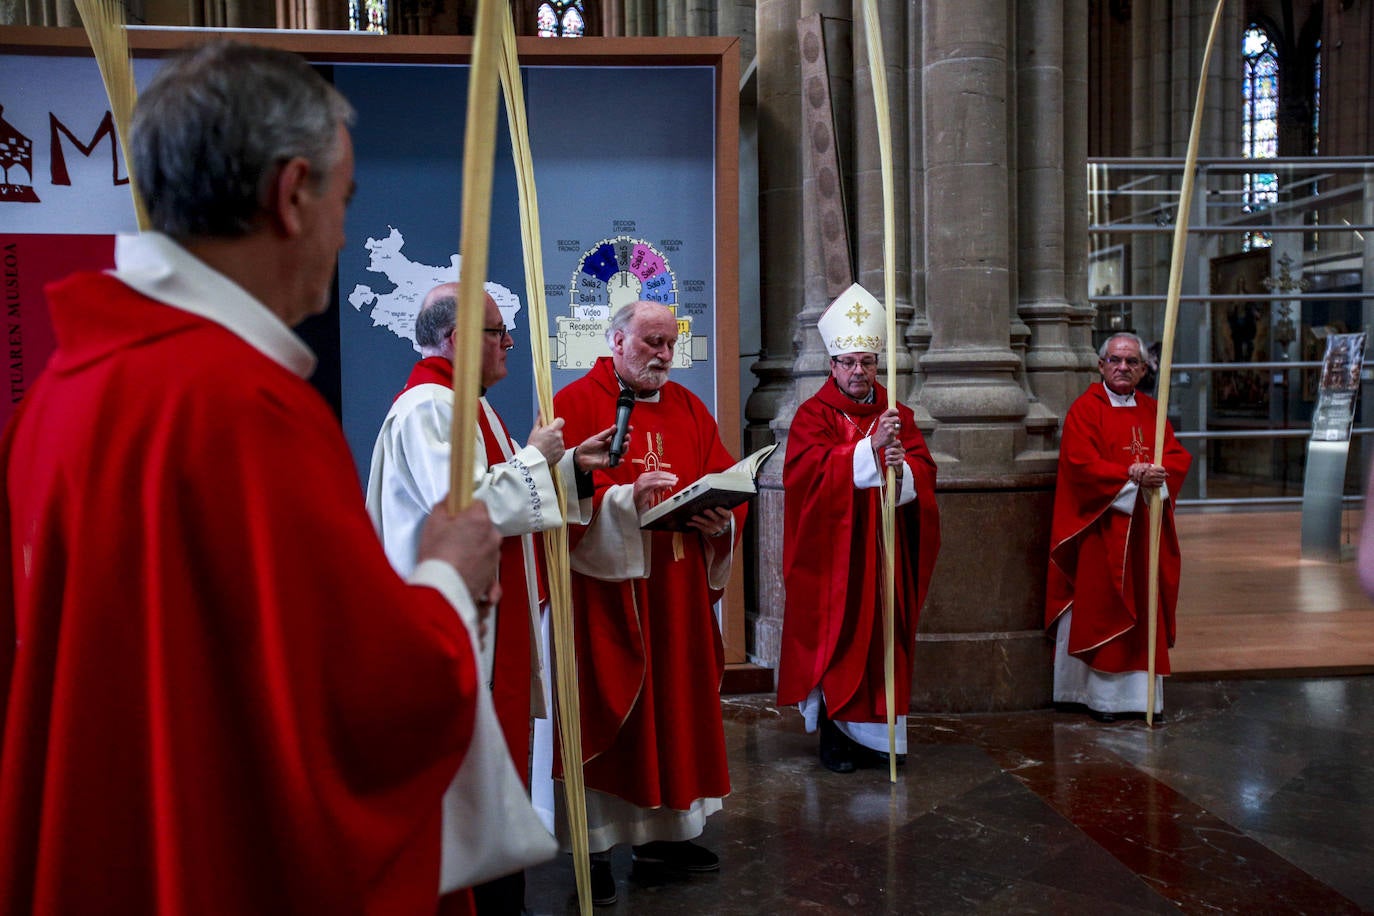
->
xmin=415 ymin=286 xmax=459 ymax=358
xmin=131 ymin=41 xmax=356 ymax=240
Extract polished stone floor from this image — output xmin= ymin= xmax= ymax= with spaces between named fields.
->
xmin=1172 ymin=510 xmax=1374 ymax=677
xmin=526 ymin=676 xmax=1374 ymax=914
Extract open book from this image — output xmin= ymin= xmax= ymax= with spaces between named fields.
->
xmin=639 ymin=444 xmax=778 ymax=531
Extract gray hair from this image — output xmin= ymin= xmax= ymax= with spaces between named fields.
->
xmin=605 ymin=300 xmax=659 ymax=345
xmin=131 ymin=41 xmax=356 ymax=240
xmin=1098 ymin=332 xmax=1148 ymax=360
xmin=415 ymin=294 xmax=457 ymax=353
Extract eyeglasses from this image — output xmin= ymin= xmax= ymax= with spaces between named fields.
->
xmin=482 ymin=325 xmax=515 ymax=351
xmin=832 ymin=356 xmax=878 ymax=371
xmin=1102 ymin=355 xmax=1142 ymax=368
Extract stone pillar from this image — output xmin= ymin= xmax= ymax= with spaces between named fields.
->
xmin=1129 ymin=1 xmax=1170 ymax=345
xmin=14 ymin=0 xmax=80 ymax=25
xmin=752 ymin=0 xmax=855 ymax=666
xmin=920 ymin=0 xmax=1030 ymax=469
xmin=791 ymin=0 xmax=853 ymax=387
xmin=1133 ymin=0 xmax=1167 ymax=157
xmin=903 ymin=4 xmax=933 ymax=408
xmin=747 ymin=0 xmax=805 ymax=665
xmin=232 ymin=0 xmax=278 ymax=27
xmin=1062 ymin=0 xmax=1097 ymax=386
xmin=747 ymin=0 xmax=806 ymax=392
xmin=1014 ymin=0 xmax=1072 ymax=428
xmin=664 ymin=0 xmax=711 ymax=35
xmin=680 ymin=0 xmax=712 ymax=35
xmin=665 ymin=0 xmax=684 ymax=34
xmin=1168 ymin=2 xmax=1191 ymax=149
xmin=911 ymin=0 xmax=1058 ymax=712
xmin=786 ymin=0 xmax=856 ymax=411
xmin=716 ymin=0 xmax=757 ymax=64
xmin=852 ymin=0 xmax=913 ymax=399
xmin=1125 ymin=0 xmax=1237 ymax=349
xmin=1324 ymin=0 xmax=1374 ymax=157
xmin=624 ymin=0 xmax=652 ymax=36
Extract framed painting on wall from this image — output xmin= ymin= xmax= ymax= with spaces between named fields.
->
xmin=1209 ymin=249 xmax=1271 ymax=419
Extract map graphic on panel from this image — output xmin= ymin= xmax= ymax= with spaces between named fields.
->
xmin=557 ymin=235 xmax=704 ymax=370
xmin=347 ymin=226 xmax=523 ymax=352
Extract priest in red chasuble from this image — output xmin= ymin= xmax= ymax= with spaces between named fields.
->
xmin=534 ymin=300 xmax=741 ymax=907
xmin=1 ymin=43 xmax=508 ymax=916
xmin=367 ymin=285 xmax=615 ymax=915
xmin=777 ymin=283 xmax=941 ymax=773
xmin=1046 ymin=332 xmax=1193 ymax=722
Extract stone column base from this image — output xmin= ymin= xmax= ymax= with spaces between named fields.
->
xmin=910 ymin=483 xmax=1056 ymax=712
xmin=749 ymin=477 xmax=1058 ymax=713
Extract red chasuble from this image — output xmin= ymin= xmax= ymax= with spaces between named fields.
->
xmin=552 ymin=357 xmax=741 ymax=811
xmin=776 ymin=379 xmax=941 ymax=720
xmin=1046 ymin=383 xmax=1193 ymax=674
xmin=1 ymin=274 xmax=479 ymax=915
xmin=396 ymin=358 xmax=545 ymax=784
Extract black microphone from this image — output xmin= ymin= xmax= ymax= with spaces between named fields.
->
xmin=608 ymin=389 xmax=635 ymax=467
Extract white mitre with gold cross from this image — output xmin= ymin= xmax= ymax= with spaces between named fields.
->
xmin=817 ymin=282 xmax=886 ymax=356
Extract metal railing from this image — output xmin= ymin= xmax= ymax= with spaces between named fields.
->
xmin=1087 ymin=157 xmax=1374 ymax=509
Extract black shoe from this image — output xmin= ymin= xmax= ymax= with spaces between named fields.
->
xmin=818 ymin=715 xmax=856 ymax=773
xmin=631 ymin=840 xmax=720 ymax=873
xmin=590 ymin=860 xmax=616 ymax=906
xmin=858 ymin=746 xmax=907 ymax=768
xmin=820 ymin=742 xmax=856 ymax=773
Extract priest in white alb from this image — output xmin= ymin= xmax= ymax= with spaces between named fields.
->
xmin=367 ymin=283 xmax=614 ymax=914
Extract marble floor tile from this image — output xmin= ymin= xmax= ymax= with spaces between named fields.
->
xmin=525 ymin=677 xmax=1372 ymax=914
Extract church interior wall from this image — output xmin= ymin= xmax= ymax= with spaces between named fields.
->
xmin=3 ymin=0 xmax=1371 ymax=711
xmin=1320 ymin=0 xmax=1373 ymax=157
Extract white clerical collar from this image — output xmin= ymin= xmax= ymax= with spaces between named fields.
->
xmin=1102 ymin=381 xmax=1137 ymax=407
xmin=112 ymin=232 xmax=317 ymax=378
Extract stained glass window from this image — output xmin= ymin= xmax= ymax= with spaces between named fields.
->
xmin=349 ymin=0 xmax=387 ymax=33
xmin=561 ymin=6 xmax=585 ymax=37
xmin=1312 ymin=40 xmax=1321 ymax=154
xmin=538 ymin=0 xmax=585 ymax=37
xmin=1242 ymin=24 xmax=1278 ymax=249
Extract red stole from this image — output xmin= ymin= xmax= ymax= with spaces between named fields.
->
xmin=476 ymin=403 xmax=546 ymax=784
xmin=398 ymin=356 xmax=544 ymax=782
xmin=398 ymin=355 xmax=454 ymax=398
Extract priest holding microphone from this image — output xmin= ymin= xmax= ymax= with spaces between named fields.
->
xmin=534 ymin=299 xmax=742 ymax=906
